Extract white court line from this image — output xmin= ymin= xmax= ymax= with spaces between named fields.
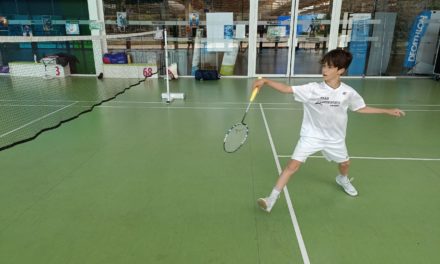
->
xmin=0 ymin=104 xmax=83 ymax=108
xmin=398 ymin=109 xmax=440 ymax=112
xmin=278 ymin=155 xmax=440 ymax=161
xmin=277 ymin=155 xmax=440 ymax=161
xmin=0 ymin=102 xmax=78 ymax=138
xmin=259 ymin=104 xmax=311 ymax=264
xmin=0 ymin=99 xmax=98 ymax=103
xmin=94 ymin=105 xmax=440 ymax=113
xmin=256 ymin=107 xmax=440 ymax=112
xmin=5 ymin=104 xmax=440 ymax=113
xmin=98 ymin=105 xmax=237 ymax=110
xmin=2 ymin=98 xmax=440 ymax=107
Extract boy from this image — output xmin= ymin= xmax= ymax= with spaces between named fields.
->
xmin=254 ymin=49 xmax=405 ymax=213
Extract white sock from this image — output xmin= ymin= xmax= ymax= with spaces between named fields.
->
xmin=338 ymin=174 xmax=350 ymax=183
xmin=269 ymin=188 xmax=281 ymax=200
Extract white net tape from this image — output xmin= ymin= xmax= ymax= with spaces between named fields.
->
xmin=0 ymin=31 xmax=157 ymax=43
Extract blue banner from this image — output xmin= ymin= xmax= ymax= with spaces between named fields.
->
xmin=404 ymin=10 xmax=431 ymax=68
xmin=297 ymin=14 xmax=317 ymax=35
xmin=278 ymin=15 xmax=290 ymax=35
xmin=348 ymin=14 xmax=371 ymax=75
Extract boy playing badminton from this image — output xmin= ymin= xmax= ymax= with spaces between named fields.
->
xmin=254 ymin=49 xmax=405 ymax=213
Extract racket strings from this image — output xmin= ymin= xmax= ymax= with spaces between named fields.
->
xmin=223 ymin=123 xmax=249 ymax=153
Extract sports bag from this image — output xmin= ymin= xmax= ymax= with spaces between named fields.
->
xmin=102 ymin=52 xmax=128 ymax=64
xmin=195 ymin=69 xmax=220 ymax=80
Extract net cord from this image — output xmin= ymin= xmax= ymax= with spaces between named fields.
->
xmin=0 ymin=31 xmax=157 ymax=43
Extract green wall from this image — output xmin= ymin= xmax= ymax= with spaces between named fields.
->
xmin=0 ymin=0 xmax=89 ymax=18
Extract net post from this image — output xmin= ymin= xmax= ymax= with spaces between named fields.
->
xmin=161 ymin=26 xmax=184 ymax=103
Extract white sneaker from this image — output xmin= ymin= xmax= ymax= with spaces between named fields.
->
xmin=336 ymin=175 xmax=358 ymax=196
xmin=257 ymin=197 xmax=275 ymax=213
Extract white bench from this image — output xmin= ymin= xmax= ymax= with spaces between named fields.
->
xmin=102 ymin=64 xmax=158 ymax=78
xmin=9 ymin=61 xmax=70 ymax=78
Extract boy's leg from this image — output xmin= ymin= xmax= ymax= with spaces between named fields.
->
xmin=257 ymin=137 xmax=323 ymax=212
xmin=258 ymin=137 xmax=320 ymax=213
xmin=338 ymin=160 xmax=350 ymax=176
xmin=257 ymin=159 xmax=302 ymax=212
xmin=276 ymin=159 xmax=302 ymax=190
xmin=321 ymin=141 xmax=358 ymax=197
xmin=336 ymin=160 xmax=358 ymax=196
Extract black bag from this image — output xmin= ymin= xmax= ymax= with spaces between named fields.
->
xmin=195 ymin=70 xmax=220 ymax=80
xmin=55 ymin=57 xmax=69 ymax=67
xmin=55 ymin=53 xmax=79 ymax=73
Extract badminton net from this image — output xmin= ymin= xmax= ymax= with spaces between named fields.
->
xmin=0 ymin=30 xmax=166 ymax=151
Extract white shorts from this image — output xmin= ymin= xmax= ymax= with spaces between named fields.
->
xmin=291 ymin=137 xmax=349 ymax=163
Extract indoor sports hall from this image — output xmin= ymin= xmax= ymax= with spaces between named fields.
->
xmin=0 ymin=1 xmax=439 ymax=264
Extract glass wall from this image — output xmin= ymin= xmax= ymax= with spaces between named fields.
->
xmin=103 ymin=0 xmax=250 ymax=76
xmin=338 ymin=0 xmax=440 ymax=76
xmin=256 ymin=0 xmax=292 ymax=75
xmin=102 ymin=0 xmax=439 ymax=77
xmin=293 ymin=0 xmax=332 ymax=75
xmin=0 ymin=0 xmax=93 ymax=74
xmin=1 ymin=0 xmax=440 ymax=77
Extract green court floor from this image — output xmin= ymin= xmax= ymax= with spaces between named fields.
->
xmin=0 ymin=76 xmax=439 ymax=263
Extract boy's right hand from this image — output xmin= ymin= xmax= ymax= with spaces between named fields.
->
xmin=253 ymin=77 xmax=265 ymax=89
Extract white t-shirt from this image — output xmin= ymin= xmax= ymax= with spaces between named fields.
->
xmin=292 ymin=82 xmax=366 ymax=142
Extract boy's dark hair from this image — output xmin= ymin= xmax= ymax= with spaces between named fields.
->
xmin=320 ymin=49 xmax=353 ymax=70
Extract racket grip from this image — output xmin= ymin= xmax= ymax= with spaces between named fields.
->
xmin=250 ymin=88 xmax=259 ymax=102
xmin=250 ymin=77 xmax=262 ymax=102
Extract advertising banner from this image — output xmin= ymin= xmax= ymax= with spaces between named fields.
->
xmin=347 ymin=13 xmax=371 ymax=75
xmin=66 ymin=21 xmax=80 ymax=35
xmin=403 ymin=10 xmax=431 ymax=69
xmin=206 ymin=12 xmax=233 ymax=52
xmin=220 ymin=40 xmax=239 ymax=75
xmin=116 ymin=12 xmax=128 ymax=32
xmin=191 ymin=29 xmax=202 ymax=75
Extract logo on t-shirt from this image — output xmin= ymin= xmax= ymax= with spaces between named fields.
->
xmin=314 ymin=97 xmax=341 ymax=107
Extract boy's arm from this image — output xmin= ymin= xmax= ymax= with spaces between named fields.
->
xmin=356 ymin=106 xmax=405 ymax=117
xmin=253 ymin=78 xmax=293 ymax=94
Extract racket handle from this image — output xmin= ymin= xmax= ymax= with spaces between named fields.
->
xmin=250 ymin=88 xmax=259 ymax=102
xmin=250 ymin=77 xmax=263 ymax=102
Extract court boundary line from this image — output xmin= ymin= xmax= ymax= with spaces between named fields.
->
xmin=2 ymin=99 xmax=440 ymax=108
xmin=93 ymin=105 xmax=440 ymax=113
xmin=3 ymin=104 xmax=440 ymax=113
xmin=0 ymin=102 xmax=78 ymax=138
xmin=0 ymin=104 xmax=84 ymax=108
xmin=259 ymin=103 xmax=311 ymax=264
xmin=277 ymin=155 xmax=440 ymax=161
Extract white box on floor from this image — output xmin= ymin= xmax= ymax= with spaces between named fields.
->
xmin=9 ymin=62 xmax=70 ymax=78
xmin=102 ymin=64 xmax=158 ymax=78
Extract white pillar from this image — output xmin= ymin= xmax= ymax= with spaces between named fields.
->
xmin=87 ymin=0 xmax=106 ymax=76
xmin=328 ymin=0 xmax=342 ymax=51
xmin=288 ymin=0 xmax=299 ymax=76
xmin=247 ymin=0 xmax=258 ymax=77
xmin=96 ymin=0 xmax=107 ymax=53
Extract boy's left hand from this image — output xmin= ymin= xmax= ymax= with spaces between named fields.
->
xmin=388 ymin=108 xmax=405 ymax=117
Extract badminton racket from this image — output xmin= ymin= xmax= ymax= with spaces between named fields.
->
xmin=223 ymin=78 xmax=261 ymax=153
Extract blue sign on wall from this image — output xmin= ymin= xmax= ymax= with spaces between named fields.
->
xmin=278 ymin=15 xmax=290 ymax=35
xmin=297 ymin=14 xmax=317 ymax=35
xmin=348 ymin=15 xmax=371 ymax=75
xmin=403 ymin=10 xmax=431 ymax=69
